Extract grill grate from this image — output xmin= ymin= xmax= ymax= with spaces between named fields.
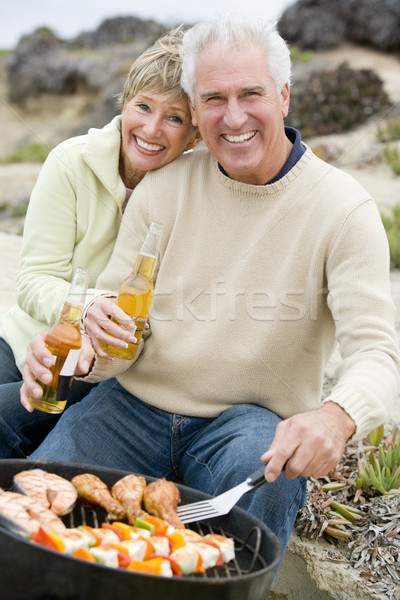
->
xmin=64 ymin=501 xmax=266 ymax=579
xmin=0 ymin=460 xmax=280 ymax=600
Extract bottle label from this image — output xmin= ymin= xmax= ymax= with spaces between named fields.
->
xmin=59 ymin=349 xmax=80 ymax=376
xmin=55 ymin=349 xmax=80 ymax=404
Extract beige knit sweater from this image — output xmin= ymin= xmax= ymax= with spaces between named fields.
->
xmin=89 ymin=147 xmax=400 ymax=441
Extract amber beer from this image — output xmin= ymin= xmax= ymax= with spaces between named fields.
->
xmin=29 ymin=268 xmax=90 ymax=414
xmin=101 ymin=222 xmax=163 ymax=360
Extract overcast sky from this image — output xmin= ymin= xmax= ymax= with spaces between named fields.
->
xmin=2 ymin=0 xmax=297 ymax=49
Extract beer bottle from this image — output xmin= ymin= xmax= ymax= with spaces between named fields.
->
xmin=29 ymin=268 xmax=90 ymax=414
xmin=101 ymin=222 xmax=163 ymax=360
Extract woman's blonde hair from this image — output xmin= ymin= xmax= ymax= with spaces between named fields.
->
xmin=118 ymin=25 xmax=189 ymax=107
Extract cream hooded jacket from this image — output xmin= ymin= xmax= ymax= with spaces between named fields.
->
xmin=0 ymin=116 xmax=126 ymax=372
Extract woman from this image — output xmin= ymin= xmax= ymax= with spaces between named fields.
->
xmin=0 ymin=25 xmax=200 ymax=457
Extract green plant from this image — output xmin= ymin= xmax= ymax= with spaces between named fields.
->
xmin=382 ymin=144 xmax=400 ymax=176
xmin=10 ymin=201 xmax=29 ymax=218
xmin=356 ymin=427 xmax=400 ymax=495
xmin=376 ymin=118 xmax=400 ymax=142
xmin=367 ymin=423 xmax=385 ymax=447
xmin=381 ymin=205 xmax=400 ymax=269
xmin=0 ymin=142 xmax=51 ymax=164
xmin=289 ymin=45 xmax=313 ymax=63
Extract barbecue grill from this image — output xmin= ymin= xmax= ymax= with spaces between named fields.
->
xmin=0 ymin=460 xmax=282 ymax=600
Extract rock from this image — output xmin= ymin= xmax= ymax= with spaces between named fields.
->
xmin=7 ymin=31 xmax=124 ymax=104
xmin=280 ymin=4 xmax=347 ymax=50
xmin=71 ymin=16 xmax=164 ymax=48
xmin=287 ymin=62 xmax=390 ymax=136
xmin=278 ymin=0 xmax=400 ymax=51
xmin=5 ymin=17 xmax=165 ymax=109
xmin=270 ymin=533 xmax=389 ymax=600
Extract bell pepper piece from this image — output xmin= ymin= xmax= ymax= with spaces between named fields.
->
xmin=194 ymin=552 xmax=205 ymax=574
xmin=102 ymin=522 xmax=124 ymax=541
xmin=137 ymin=535 xmax=153 ymax=560
xmin=128 ymin=557 xmax=163 ymax=575
xmin=32 ymin=526 xmax=63 ymax=552
xmin=73 ymin=547 xmax=97 ymax=563
xmin=150 ymin=554 xmax=182 ymax=577
xmin=134 ymin=517 xmax=155 ymax=536
xmin=111 ymin=521 xmax=133 ymax=541
xmin=168 ymin=531 xmax=185 ymax=553
xmin=143 ymin=514 xmax=169 ymax=535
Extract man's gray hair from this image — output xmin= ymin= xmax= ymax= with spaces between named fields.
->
xmin=180 ymin=13 xmax=292 ymax=104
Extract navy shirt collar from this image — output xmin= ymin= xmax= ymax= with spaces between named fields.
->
xmin=218 ymin=126 xmax=305 ymax=184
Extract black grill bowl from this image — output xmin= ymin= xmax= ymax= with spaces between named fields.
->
xmin=0 ymin=459 xmax=282 ymax=600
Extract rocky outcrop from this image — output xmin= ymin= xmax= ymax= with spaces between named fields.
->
xmin=71 ymin=16 xmax=164 ymax=48
xmin=278 ymin=0 xmax=400 ymax=51
xmin=5 ymin=17 xmax=393 ymax=139
xmin=286 ymin=62 xmax=390 ymax=137
xmin=6 ymin=18 xmax=165 ymax=106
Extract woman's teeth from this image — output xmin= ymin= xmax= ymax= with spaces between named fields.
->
xmin=136 ymin=137 xmax=164 ymax=151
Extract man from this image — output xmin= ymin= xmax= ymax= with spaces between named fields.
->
xmin=24 ymin=14 xmax=399 ymax=562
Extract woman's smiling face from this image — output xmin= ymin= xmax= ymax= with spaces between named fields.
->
xmin=120 ymin=90 xmax=199 ymax=173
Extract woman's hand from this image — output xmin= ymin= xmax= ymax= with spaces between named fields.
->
xmin=84 ymin=296 xmax=137 ymax=358
xmin=20 ymin=333 xmax=95 ymax=412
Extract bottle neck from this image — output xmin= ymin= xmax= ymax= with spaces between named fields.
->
xmin=60 ymin=302 xmax=83 ymax=327
xmin=133 ymin=254 xmax=157 ymax=280
xmin=65 ymin=269 xmax=90 ymax=306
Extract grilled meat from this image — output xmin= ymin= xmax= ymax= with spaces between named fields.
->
xmin=14 ymin=468 xmax=77 ymax=516
xmin=0 ymin=491 xmax=66 ymax=538
xmin=71 ymin=474 xmax=126 ymax=520
xmin=143 ymin=478 xmax=184 ymax=528
xmin=111 ymin=474 xmax=146 ymax=525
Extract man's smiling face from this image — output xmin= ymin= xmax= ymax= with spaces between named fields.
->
xmin=189 ymin=42 xmax=291 ymax=185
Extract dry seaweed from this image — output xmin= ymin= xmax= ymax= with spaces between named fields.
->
xmin=295 ymin=437 xmax=400 ymax=599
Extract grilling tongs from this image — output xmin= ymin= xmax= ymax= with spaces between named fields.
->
xmin=176 ymin=466 xmax=267 ymax=524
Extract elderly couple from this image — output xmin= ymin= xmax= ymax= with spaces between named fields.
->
xmin=0 ymin=14 xmax=399 ymax=565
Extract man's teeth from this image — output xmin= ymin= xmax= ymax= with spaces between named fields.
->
xmin=223 ymin=131 xmax=256 ymax=143
xmin=136 ymin=137 xmax=164 ymax=151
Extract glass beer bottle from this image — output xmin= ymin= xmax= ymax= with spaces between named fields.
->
xmin=29 ymin=268 xmax=90 ymax=414
xmin=101 ymin=222 xmax=163 ymax=360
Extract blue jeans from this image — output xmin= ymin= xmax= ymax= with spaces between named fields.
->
xmin=31 ymin=378 xmax=306 ymax=554
xmin=0 ymin=338 xmax=97 ymax=458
